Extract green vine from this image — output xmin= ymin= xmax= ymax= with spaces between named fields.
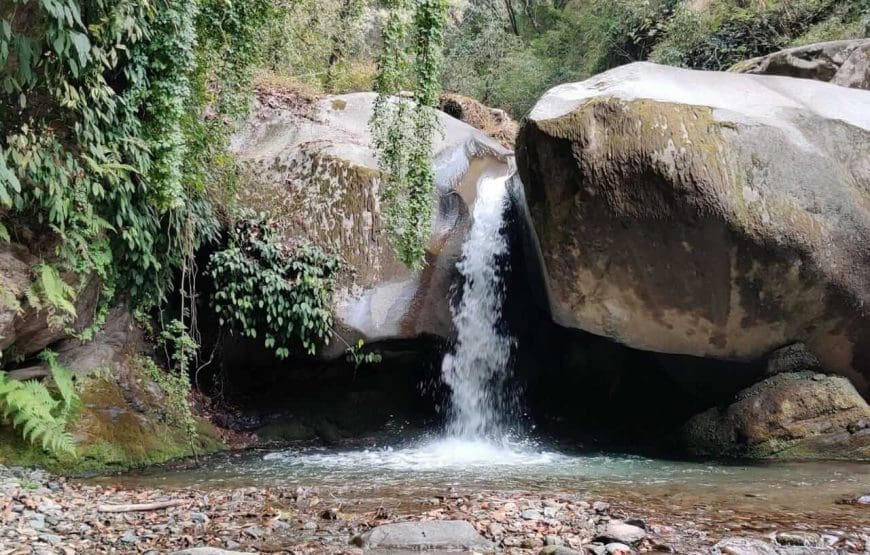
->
xmin=370 ymin=0 xmax=448 ymax=269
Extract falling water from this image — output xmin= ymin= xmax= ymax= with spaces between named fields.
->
xmin=441 ymin=174 xmax=516 ymax=440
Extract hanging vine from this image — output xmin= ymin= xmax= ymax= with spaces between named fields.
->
xmin=370 ymin=0 xmax=448 ymax=270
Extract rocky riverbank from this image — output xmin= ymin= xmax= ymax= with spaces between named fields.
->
xmin=1 ymin=464 xmax=867 ymax=554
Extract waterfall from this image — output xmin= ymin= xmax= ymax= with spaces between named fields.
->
xmin=441 ymin=174 xmax=516 ymax=440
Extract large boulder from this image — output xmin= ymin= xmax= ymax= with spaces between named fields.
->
xmin=730 ymin=39 xmax=870 ymax=90
xmin=232 ymin=90 xmax=512 ymax=353
xmin=515 ymin=62 xmax=870 ymax=393
xmin=681 ymin=371 xmax=870 ymax=459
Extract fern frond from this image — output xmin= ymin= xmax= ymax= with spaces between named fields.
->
xmin=41 ymin=350 xmax=78 ymax=411
xmin=36 ymin=264 xmax=77 ymax=317
xmin=0 ymin=221 xmax=8 ymax=242
xmin=0 ymin=371 xmax=77 ymax=458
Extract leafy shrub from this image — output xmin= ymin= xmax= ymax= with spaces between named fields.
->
xmin=207 ymin=215 xmax=341 ymax=359
xmin=0 ymin=350 xmax=78 ymax=457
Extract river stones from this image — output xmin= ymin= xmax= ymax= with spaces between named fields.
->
xmin=351 ymin=520 xmax=494 ymax=551
xmin=515 ymin=61 xmax=870 ymax=395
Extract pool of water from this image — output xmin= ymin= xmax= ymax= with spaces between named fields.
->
xmin=90 ymin=435 xmax=869 ymax=529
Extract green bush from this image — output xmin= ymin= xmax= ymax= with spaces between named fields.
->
xmin=207 ymin=215 xmax=341 ymax=359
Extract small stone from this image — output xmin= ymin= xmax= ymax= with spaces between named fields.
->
xmin=856 ymin=494 xmax=870 ymax=505
xmin=592 ymin=502 xmax=610 ymax=513
xmin=540 ymin=547 xmax=584 ymax=555
xmin=712 ymin=537 xmax=778 ymax=555
xmin=546 ymin=535 xmax=564 ymax=546
xmin=303 ymin=521 xmax=318 ymax=531
xmin=597 ymin=521 xmax=646 ymax=545
xmin=225 ymin=540 xmax=242 ymax=550
xmin=774 ymin=531 xmax=820 ymax=547
xmin=544 ymin=506 xmax=559 ymax=518
xmin=270 ymin=520 xmax=290 ymax=531
xmin=39 ymin=533 xmax=62 ymax=545
xmin=320 ymin=508 xmax=339 ymax=520
xmin=522 ymin=509 xmax=543 ymax=520
xmin=120 ymin=531 xmax=138 ymax=544
xmin=245 ymin=525 xmax=263 ymax=538
xmin=190 ymin=511 xmax=209 ymax=524
xmin=488 ymin=523 xmax=505 ymax=537
xmin=605 ymin=542 xmax=632 ymax=555
xmin=583 ymin=544 xmax=607 ymax=555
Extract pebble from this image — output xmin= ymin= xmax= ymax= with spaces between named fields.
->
xmin=120 ymin=531 xmax=138 ymax=544
xmin=605 ymin=542 xmax=633 ymax=554
xmin=38 ymin=533 xmax=62 ymax=546
xmin=522 ymin=508 xmax=543 ymax=520
xmin=190 ymin=511 xmax=209 ymax=524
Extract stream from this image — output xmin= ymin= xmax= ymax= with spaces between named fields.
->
xmin=84 ymin=173 xmax=870 ymax=551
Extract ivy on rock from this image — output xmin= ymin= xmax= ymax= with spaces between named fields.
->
xmin=370 ymin=0 xmax=448 ymax=270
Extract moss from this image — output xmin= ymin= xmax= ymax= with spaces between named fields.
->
xmin=0 ymin=363 xmax=225 ymax=475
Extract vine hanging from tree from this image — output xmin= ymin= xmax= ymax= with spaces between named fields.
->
xmin=370 ymin=0 xmax=448 ymax=270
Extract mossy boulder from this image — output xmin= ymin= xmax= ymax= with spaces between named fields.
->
xmin=681 ymin=371 xmax=870 ymax=459
xmin=0 ymin=309 xmax=224 ymax=473
xmin=515 ymin=62 xmax=870 ymax=395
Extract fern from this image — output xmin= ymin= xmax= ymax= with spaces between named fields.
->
xmin=0 ymin=353 xmax=78 ymax=457
xmin=0 ymin=222 xmax=8 ymax=242
xmin=40 ymin=350 xmax=77 ymax=413
xmin=25 ymin=263 xmax=78 ymax=329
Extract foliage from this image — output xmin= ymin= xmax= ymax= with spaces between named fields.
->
xmin=651 ymin=0 xmax=865 ymax=69
xmin=208 ymin=214 xmax=341 ymax=359
xmin=260 ymin=0 xmax=377 ymax=93
xmin=345 ymin=339 xmax=383 ymax=367
xmin=142 ymin=349 xmax=197 ymax=448
xmin=370 ymin=0 xmax=449 ymax=269
xmin=0 ymin=350 xmax=78 ymax=457
xmin=440 ymin=0 xmax=864 ymax=118
xmin=0 ymin=0 xmax=270 ymax=327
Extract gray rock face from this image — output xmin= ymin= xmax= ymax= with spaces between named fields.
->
xmin=351 ymin=520 xmax=494 ymax=551
xmin=682 ymin=372 xmax=870 ymax=459
xmin=731 ymin=39 xmax=870 ymax=90
xmin=232 ymin=91 xmax=512 ymax=354
xmin=515 ymin=62 xmax=870 ymax=394
xmin=0 ymin=240 xmax=101 ymax=359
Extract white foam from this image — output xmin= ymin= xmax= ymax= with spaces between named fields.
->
xmin=263 ymin=437 xmax=564 ymax=472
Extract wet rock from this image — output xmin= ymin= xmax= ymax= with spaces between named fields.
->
xmin=351 ymin=520 xmax=494 ymax=551
xmin=582 ymin=544 xmax=607 ymax=555
xmin=856 ymin=494 xmax=870 ymax=505
xmin=712 ymin=537 xmax=779 ymax=555
xmin=596 ymin=521 xmax=646 ymax=545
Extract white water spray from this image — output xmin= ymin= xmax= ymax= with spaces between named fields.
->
xmin=441 ymin=174 xmax=516 ymax=440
